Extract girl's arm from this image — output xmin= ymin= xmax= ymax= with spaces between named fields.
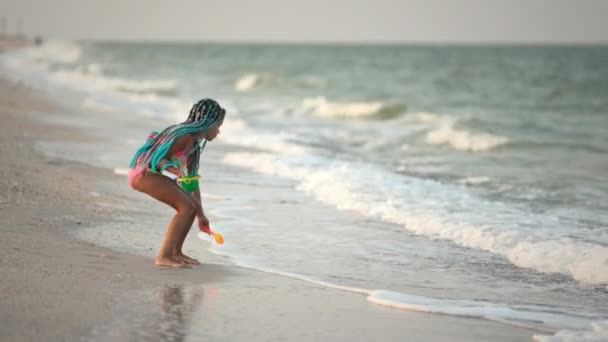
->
xmin=191 ymin=189 xmax=209 ymax=231
xmin=185 ymin=143 xmax=209 ymax=230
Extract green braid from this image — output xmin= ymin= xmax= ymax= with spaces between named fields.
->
xmin=129 ymin=99 xmax=225 ymax=175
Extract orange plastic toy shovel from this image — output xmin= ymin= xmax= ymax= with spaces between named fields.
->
xmin=203 ymin=227 xmax=224 ymax=244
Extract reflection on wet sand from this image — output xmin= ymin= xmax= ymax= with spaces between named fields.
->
xmin=95 ymin=285 xmax=207 ymax=341
xmin=152 ymin=285 xmax=204 ymax=342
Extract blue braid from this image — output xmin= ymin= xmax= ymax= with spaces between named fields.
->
xmin=129 ymin=98 xmax=225 ymax=175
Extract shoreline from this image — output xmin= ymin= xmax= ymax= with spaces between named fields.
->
xmin=0 ymin=70 xmax=546 ymax=340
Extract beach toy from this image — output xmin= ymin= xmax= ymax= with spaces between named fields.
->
xmin=203 ymin=227 xmax=224 ymax=244
xmin=211 ymin=231 xmax=224 ymax=244
xmin=177 ymin=175 xmax=201 ymax=193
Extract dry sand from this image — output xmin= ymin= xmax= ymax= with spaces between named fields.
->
xmin=0 ymin=69 xmax=546 ymax=340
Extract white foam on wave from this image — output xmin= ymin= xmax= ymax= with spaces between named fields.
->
xmin=235 ymin=72 xmax=326 ymax=92
xmin=0 ymin=40 xmax=185 ymax=119
xmin=235 ymin=73 xmax=260 ymax=91
xmin=302 ymin=96 xmax=385 ymax=118
xmin=459 ymin=176 xmax=491 ymax=185
xmin=426 ymin=124 xmax=508 ymax=151
xmin=416 ymin=112 xmax=508 ymax=152
xmin=534 ymin=320 xmax=608 ymax=342
xmin=234 ymin=72 xmax=282 ymax=92
xmin=507 ymin=239 xmax=608 ymax=285
xmin=222 ymin=151 xmax=608 ymax=286
xmin=47 ymin=62 xmax=178 ymax=95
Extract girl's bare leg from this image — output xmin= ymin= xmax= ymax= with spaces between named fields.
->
xmin=173 ymin=195 xmax=201 ymax=265
xmin=132 ymin=174 xmax=198 ymax=268
xmin=174 ymin=232 xmax=200 ymax=265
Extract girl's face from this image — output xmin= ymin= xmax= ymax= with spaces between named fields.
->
xmin=203 ymin=121 xmax=222 ymax=141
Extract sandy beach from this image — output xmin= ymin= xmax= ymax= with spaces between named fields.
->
xmin=0 ymin=46 xmax=548 ymax=340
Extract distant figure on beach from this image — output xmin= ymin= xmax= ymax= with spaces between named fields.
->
xmin=128 ymin=99 xmax=225 ymax=268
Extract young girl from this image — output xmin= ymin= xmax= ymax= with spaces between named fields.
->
xmin=128 ymin=98 xmax=225 ymax=268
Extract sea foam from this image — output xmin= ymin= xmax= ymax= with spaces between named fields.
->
xmin=301 ymin=96 xmax=386 ymax=118
xmin=534 ymin=320 xmax=608 ymax=342
xmin=222 ymin=150 xmax=608 ymax=286
xmin=235 ymin=73 xmax=260 ymax=91
xmin=0 ymin=41 xmax=185 ymax=119
xmin=417 ymin=113 xmax=508 ymax=152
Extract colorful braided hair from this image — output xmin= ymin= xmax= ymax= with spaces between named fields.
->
xmin=129 ymin=98 xmax=225 ymax=176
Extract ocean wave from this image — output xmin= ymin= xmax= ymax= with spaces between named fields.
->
xmin=82 ymin=90 xmax=188 ymax=119
xmin=235 ymin=72 xmax=327 ymax=92
xmin=459 ymin=176 xmax=491 ymax=185
xmin=49 ymin=65 xmax=179 ymax=97
xmin=222 ymin=151 xmax=608 ymax=287
xmin=415 ymin=112 xmax=508 ymax=152
xmin=22 ymin=40 xmax=82 ymax=64
xmin=235 ymin=73 xmax=261 ymax=91
xmin=301 ymin=96 xmax=406 ymax=119
xmin=534 ymin=320 xmax=608 ymax=342
xmin=425 ymin=124 xmax=508 ymax=152
xmin=113 ymin=79 xmax=178 ymax=96
xmin=0 ymin=41 xmax=185 ymax=118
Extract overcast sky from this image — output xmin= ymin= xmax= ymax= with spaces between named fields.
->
xmin=1 ymin=0 xmax=607 ymax=43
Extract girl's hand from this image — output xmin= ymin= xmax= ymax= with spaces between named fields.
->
xmin=198 ymin=214 xmax=210 ymax=233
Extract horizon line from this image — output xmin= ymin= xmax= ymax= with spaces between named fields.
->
xmin=73 ymin=37 xmax=608 ymax=47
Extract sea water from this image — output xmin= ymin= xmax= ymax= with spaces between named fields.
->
xmin=2 ymin=41 xmax=607 ymax=339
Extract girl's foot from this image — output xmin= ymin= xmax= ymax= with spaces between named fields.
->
xmin=174 ymin=253 xmax=200 ymax=265
xmin=155 ymin=256 xmax=189 ymax=268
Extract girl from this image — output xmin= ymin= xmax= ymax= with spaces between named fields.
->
xmin=128 ymin=98 xmax=225 ymax=268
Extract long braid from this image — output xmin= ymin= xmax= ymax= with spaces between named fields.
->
xmin=129 ymin=98 xmax=225 ymax=175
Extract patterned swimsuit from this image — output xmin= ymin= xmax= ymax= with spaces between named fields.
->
xmin=128 ymin=134 xmax=198 ymax=188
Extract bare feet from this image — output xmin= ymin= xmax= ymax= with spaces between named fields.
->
xmin=173 ymin=253 xmax=200 ymax=265
xmin=155 ymin=256 xmax=189 ymax=268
